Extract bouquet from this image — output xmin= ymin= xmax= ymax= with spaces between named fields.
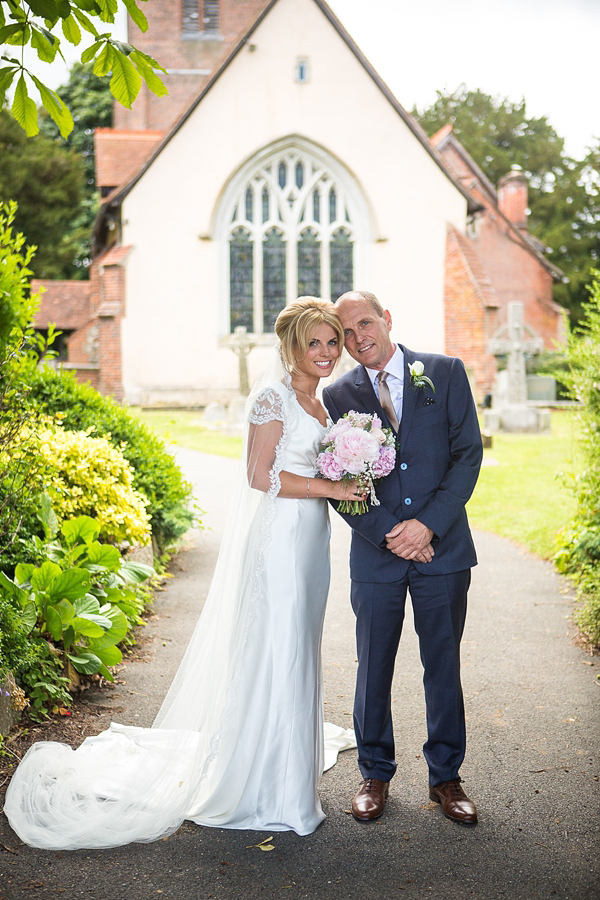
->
xmin=316 ymin=411 xmax=396 ymax=515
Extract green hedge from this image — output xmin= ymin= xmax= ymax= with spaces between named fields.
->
xmin=28 ymin=368 xmax=195 ymax=553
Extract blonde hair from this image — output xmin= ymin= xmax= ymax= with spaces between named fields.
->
xmin=275 ymin=296 xmax=344 ymax=372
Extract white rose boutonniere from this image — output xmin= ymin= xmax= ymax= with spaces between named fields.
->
xmin=409 ymin=360 xmax=435 ymax=393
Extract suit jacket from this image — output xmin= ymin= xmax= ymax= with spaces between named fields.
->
xmin=322 ymin=345 xmax=482 ymax=583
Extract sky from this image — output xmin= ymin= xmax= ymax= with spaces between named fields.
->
xmin=13 ymin=0 xmax=600 ymax=160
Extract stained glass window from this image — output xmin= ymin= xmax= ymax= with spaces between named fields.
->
xmin=330 ymin=228 xmax=353 ymax=300
xmin=230 ymin=228 xmax=253 ymax=331
xmin=263 ymin=229 xmax=286 ymax=332
xmin=297 ymin=229 xmax=320 ymax=297
xmin=225 ymin=146 xmax=361 ymax=333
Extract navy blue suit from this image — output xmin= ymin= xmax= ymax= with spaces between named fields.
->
xmin=322 ymin=345 xmax=482 ymax=785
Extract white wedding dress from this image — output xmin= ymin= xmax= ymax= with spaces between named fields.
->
xmin=4 ymin=375 xmax=355 ymax=850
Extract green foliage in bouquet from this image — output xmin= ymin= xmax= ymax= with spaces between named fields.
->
xmin=28 ymin=369 xmax=195 ymax=552
xmin=554 ymin=271 xmax=600 ymax=647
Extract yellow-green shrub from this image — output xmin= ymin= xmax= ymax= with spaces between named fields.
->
xmin=14 ymin=425 xmax=151 ymax=545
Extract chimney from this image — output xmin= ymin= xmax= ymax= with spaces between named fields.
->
xmin=497 ymin=165 xmax=529 ymax=230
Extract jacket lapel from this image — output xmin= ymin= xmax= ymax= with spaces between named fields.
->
xmin=399 ymin=346 xmax=419 ymax=453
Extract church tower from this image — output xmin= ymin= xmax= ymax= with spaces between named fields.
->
xmin=114 ymin=0 xmax=268 ymax=131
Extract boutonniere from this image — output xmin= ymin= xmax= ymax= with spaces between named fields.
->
xmin=409 ymin=360 xmax=435 ymax=393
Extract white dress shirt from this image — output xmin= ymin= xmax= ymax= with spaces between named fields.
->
xmin=366 ymin=344 xmax=404 ymax=425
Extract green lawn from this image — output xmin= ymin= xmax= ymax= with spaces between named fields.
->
xmin=131 ymin=408 xmax=578 ymax=561
xmin=128 ymin=409 xmax=243 ymax=459
xmin=467 ymin=410 xmax=579 ymax=559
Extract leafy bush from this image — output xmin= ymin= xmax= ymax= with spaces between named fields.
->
xmin=554 ymin=270 xmax=600 ymax=647
xmin=0 ymin=201 xmax=53 ymax=558
xmin=0 ymin=510 xmax=154 ymax=718
xmin=28 ymin=368 xmax=194 ymax=551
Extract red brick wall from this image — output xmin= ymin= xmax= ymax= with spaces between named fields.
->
xmin=114 ymin=0 xmax=268 ymax=131
xmin=444 ymin=228 xmax=497 ymax=400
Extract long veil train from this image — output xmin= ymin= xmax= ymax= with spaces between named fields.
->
xmin=4 ymin=350 xmax=355 ymax=850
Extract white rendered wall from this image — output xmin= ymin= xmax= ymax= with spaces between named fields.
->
xmin=120 ymin=0 xmax=467 ymax=405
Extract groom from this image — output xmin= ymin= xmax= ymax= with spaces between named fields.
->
xmin=322 ymin=290 xmax=482 ymax=826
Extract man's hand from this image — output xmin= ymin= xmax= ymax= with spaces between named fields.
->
xmin=385 ymin=519 xmax=435 ymax=563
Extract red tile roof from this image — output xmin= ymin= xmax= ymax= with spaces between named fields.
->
xmin=94 ymin=129 xmax=165 ymax=190
xmin=32 ymin=280 xmax=91 ymax=330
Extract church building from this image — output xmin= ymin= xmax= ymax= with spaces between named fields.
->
xmin=34 ymin=0 xmax=565 ymax=405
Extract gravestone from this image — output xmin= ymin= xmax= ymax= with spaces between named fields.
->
xmin=225 ymin=326 xmax=256 ymax=397
xmin=484 ymin=302 xmax=550 ymax=433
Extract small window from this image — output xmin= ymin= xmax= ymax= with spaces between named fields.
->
xmin=295 ymin=58 xmax=309 ymax=84
xmin=203 ymin=0 xmax=219 ymax=33
xmin=183 ymin=0 xmax=200 ymax=33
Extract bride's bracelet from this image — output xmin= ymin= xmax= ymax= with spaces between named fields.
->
xmin=306 ymin=477 xmax=310 ymax=499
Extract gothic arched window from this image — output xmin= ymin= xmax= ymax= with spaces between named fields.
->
xmin=225 ymin=146 xmax=361 ymax=334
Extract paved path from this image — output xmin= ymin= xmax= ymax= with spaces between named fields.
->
xmin=1 ymin=448 xmax=598 ymax=899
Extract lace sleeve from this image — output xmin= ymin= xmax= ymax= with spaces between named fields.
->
xmin=248 ymin=388 xmax=286 ymax=425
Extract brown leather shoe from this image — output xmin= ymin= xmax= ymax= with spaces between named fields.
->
xmin=351 ymin=778 xmax=390 ymax=821
xmin=429 ymin=778 xmax=478 ymax=826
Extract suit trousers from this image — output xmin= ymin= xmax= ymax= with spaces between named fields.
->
xmin=350 ymin=565 xmax=470 ymax=786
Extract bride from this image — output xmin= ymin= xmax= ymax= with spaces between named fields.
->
xmin=4 ymin=297 xmax=363 ymax=850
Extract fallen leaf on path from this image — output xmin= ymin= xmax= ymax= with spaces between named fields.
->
xmin=246 ymin=836 xmax=275 ymax=851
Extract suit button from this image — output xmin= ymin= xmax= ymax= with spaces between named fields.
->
xmin=404 ymin=497 xmax=412 ymax=505
xmin=400 ymin=463 xmax=408 ymax=470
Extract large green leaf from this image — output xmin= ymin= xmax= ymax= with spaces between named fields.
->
xmin=53 ymin=598 xmax=75 ymax=623
xmin=88 ymin=643 xmax=123 ymax=667
xmin=61 ymin=13 xmax=81 ymax=45
xmin=0 ymin=24 xmax=26 ymax=44
xmin=122 ymin=0 xmax=148 ymax=32
xmin=119 ymin=560 xmax=154 ymax=584
xmin=12 ymin=75 xmax=38 ymax=137
xmin=90 ymin=605 xmax=128 ymax=648
xmin=93 ymin=42 xmax=113 ymax=77
xmin=0 ymin=65 xmax=18 ymax=96
xmin=109 ymin=48 xmax=141 ymax=108
xmin=48 ymin=568 xmax=91 ymax=602
xmin=31 ymin=24 xmax=59 ymax=63
xmin=97 ymin=663 xmax=115 ymax=683
xmin=45 ymin=605 xmax=63 ymax=642
xmin=86 ymin=542 xmax=121 ymax=571
xmin=61 ymin=516 xmax=101 ymax=546
xmin=71 ymin=9 xmax=100 ymax=38
xmin=80 ymin=37 xmax=103 ymax=62
xmin=67 ymin=650 xmax=102 ymax=675
xmin=74 ymin=594 xmax=101 ymax=616
xmin=21 ymin=602 xmax=38 ymax=633
xmin=31 ymin=560 xmax=61 ymax=593
xmin=70 ymin=617 xmax=105 ymax=638
xmin=27 ymin=0 xmax=60 ymax=20
xmin=31 ymin=74 xmax=74 ymax=139
xmin=15 ymin=563 xmax=35 ymax=586
xmin=130 ymin=50 xmax=167 ymax=98
xmin=96 ymin=0 xmax=119 ymax=21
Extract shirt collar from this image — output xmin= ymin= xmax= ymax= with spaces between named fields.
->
xmin=365 ymin=344 xmax=404 ymax=387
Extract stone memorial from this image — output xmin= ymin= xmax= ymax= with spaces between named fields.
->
xmin=484 ymin=302 xmax=551 ymax=433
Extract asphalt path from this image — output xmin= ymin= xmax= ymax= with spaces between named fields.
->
xmin=1 ymin=447 xmax=598 ymax=899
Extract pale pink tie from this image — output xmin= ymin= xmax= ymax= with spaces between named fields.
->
xmin=377 ymin=371 xmax=399 ymax=432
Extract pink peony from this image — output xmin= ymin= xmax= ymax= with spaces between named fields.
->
xmin=371 ymin=446 xmax=396 ymax=478
xmin=333 ymin=428 xmax=380 ymax=475
xmin=326 ymin=419 xmax=353 ymax=442
xmin=317 ymin=451 xmax=344 ymax=481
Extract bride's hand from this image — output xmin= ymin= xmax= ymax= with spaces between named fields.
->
xmin=327 ymin=479 xmax=367 ymax=503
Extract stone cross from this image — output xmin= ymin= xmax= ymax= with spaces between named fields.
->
xmin=226 ymin=326 xmax=256 ymax=396
xmin=489 ymin=302 xmax=544 ymax=405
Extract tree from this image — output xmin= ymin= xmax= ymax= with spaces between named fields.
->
xmin=0 ymin=107 xmax=84 ymax=278
xmin=413 ymin=86 xmax=600 ymax=324
xmin=39 ymin=60 xmax=112 ymax=274
xmin=0 ymin=0 xmax=166 ymax=139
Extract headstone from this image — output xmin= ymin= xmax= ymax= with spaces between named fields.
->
xmin=484 ymin=302 xmax=549 ymax=433
xmin=225 ymin=326 xmax=256 ymax=397
xmin=202 ymin=402 xmax=228 ymax=424
xmin=527 ymin=375 xmax=556 ymax=402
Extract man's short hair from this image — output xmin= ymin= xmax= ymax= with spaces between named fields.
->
xmin=337 ymin=290 xmax=385 ymax=317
